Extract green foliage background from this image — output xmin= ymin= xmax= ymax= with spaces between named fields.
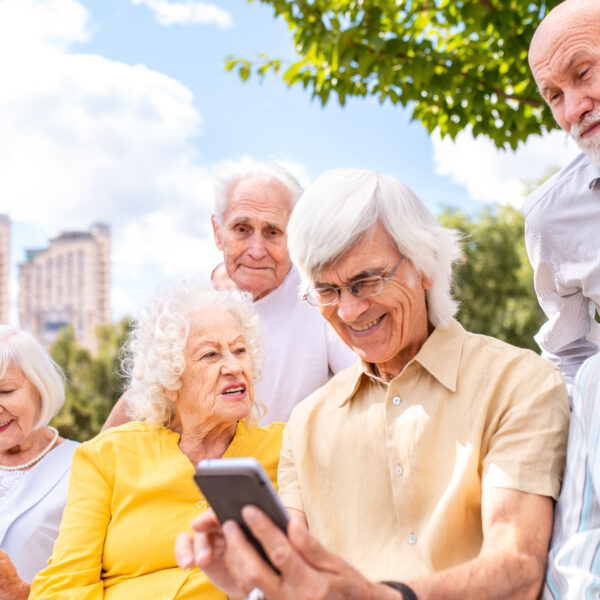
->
xmin=227 ymin=0 xmax=562 ymax=148
xmin=49 ymin=318 xmax=133 ymax=442
xmin=440 ymin=206 xmax=544 ymax=352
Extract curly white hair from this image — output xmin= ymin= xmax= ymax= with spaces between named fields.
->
xmin=123 ymin=279 xmax=264 ymax=426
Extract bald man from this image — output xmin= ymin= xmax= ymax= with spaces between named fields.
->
xmin=523 ymin=0 xmax=600 ymax=399
xmin=528 ymin=2 xmax=600 ymax=597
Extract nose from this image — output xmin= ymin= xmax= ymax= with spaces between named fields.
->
xmin=563 ymin=88 xmax=594 ymax=128
xmin=246 ymin=232 xmax=267 ymax=260
xmin=335 ymin=287 xmax=369 ymax=323
xmin=220 ymin=350 xmax=243 ymax=375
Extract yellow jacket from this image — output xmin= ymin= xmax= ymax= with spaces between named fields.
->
xmin=30 ymin=420 xmax=284 ymax=599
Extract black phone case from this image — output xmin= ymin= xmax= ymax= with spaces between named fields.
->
xmin=194 ymin=459 xmax=289 ymax=569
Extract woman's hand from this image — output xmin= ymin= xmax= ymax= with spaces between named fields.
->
xmin=0 ymin=550 xmax=30 ymax=600
xmin=175 ymin=509 xmax=245 ymax=599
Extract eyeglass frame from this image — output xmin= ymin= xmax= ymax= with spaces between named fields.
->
xmin=303 ymin=257 xmax=406 ymax=307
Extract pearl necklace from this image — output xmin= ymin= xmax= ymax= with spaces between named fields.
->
xmin=0 ymin=427 xmax=60 ymax=471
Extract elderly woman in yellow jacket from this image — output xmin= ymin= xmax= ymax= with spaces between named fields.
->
xmin=30 ymin=280 xmax=283 ymax=599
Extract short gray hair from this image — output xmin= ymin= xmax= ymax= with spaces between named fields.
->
xmin=0 ymin=326 xmax=65 ymax=428
xmin=123 ymin=279 xmax=264 ymax=426
xmin=213 ymin=158 xmax=304 ymax=224
xmin=287 ymin=169 xmax=463 ymax=328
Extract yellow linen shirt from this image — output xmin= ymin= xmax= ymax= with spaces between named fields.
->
xmin=30 ymin=420 xmax=283 ymax=600
xmin=278 ymin=319 xmax=569 ymax=582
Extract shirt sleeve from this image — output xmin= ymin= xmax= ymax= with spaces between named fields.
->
xmin=544 ymin=356 xmax=600 ymax=598
xmin=481 ymin=358 xmax=569 ymax=500
xmin=29 ymin=443 xmax=113 ymax=599
xmin=580 ymin=359 xmax=600 ymax=500
xmin=524 ymin=214 xmax=599 ymax=396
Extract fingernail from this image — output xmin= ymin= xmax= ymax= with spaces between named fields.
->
xmin=223 ymin=521 xmax=236 ymax=535
xmin=244 ymin=506 xmax=259 ymax=522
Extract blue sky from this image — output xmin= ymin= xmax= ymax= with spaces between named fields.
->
xmin=0 ymin=0 xmax=580 ymax=324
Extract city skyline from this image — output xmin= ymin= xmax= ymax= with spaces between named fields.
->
xmin=18 ymin=222 xmax=110 ymax=351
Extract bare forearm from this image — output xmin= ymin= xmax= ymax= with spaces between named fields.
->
xmin=408 ymin=549 xmax=545 ymax=600
xmin=1 ymin=579 xmax=29 ymax=600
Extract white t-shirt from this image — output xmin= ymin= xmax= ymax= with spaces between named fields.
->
xmin=253 ymin=267 xmax=357 ymax=424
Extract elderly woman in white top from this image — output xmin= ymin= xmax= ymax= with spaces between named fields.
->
xmin=0 ymin=326 xmax=78 ymax=600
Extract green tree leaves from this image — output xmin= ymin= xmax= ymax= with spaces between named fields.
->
xmin=227 ymin=0 xmax=563 ymax=148
xmin=440 ymin=205 xmax=544 ymax=351
xmin=50 ymin=318 xmax=133 ymax=442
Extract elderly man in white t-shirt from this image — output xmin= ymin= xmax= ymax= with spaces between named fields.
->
xmin=103 ymin=161 xmax=355 ymax=428
xmin=209 ymin=160 xmax=356 ymax=423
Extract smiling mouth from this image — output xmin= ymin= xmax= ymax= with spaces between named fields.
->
xmin=0 ymin=420 xmax=14 ymax=432
xmin=581 ymin=121 xmax=600 ymax=138
xmin=222 ymin=385 xmax=246 ymax=396
xmin=239 ymin=263 xmax=272 ymax=269
xmin=349 ymin=315 xmax=384 ymax=332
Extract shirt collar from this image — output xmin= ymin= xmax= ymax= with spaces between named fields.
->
xmin=336 ymin=318 xmax=466 ymax=407
xmin=585 ymin=156 xmax=600 ymax=190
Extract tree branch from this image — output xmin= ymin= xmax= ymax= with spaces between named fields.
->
xmin=478 ymin=0 xmax=496 ymax=11
xmin=492 ymin=87 xmax=543 ymax=107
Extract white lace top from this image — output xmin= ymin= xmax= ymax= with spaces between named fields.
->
xmin=0 ymin=469 xmax=26 ymax=501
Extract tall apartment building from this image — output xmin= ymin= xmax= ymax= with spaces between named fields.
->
xmin=0 ymin=215 xmax=9 ymax=325
xmin=18 ymin=223 xmax=111 ymax=353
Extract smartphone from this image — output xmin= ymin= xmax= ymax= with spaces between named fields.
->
xmin=194 ymin=457 xmax=290 ymax=568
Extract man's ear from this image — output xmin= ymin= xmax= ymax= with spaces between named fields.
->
xmin=211 ymin=215 xmax=223 ymax=251
xmin=422 ymin=275 xmax=434 ymax=290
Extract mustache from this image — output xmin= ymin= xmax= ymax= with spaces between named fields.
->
xmin=571 ymin=108 xmax=600 ymax=139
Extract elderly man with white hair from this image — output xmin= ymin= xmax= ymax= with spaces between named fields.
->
xmin=210 ymin=160 xmax=356 ymax=423
xmin=104 ymin=160 xmax=355 ymax=428
xmin=526 ymin=1 xmax=600 ymax=596
xmin=176 ymin=168 xmax=569 ymax=600
xmin=523 ymin=0 xmax=600 ymax=398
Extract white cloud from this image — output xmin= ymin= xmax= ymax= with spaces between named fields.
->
xmin=131 ymin=0 xmax=232 ymax=28
xmin=0 ymin=0 xmax=308 ymax=323
xmin=431 ymin=127 xmax=581 ymax=207
xmin=0 ymin=0 xmax=212 ymax=321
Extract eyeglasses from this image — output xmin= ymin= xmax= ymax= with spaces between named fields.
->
xmin=303 ymin=257 xmax=405 ymax=307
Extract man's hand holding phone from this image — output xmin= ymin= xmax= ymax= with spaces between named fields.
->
xmin=175 ymin=505 xmax=388 ymax=600
xmin=175 ymin=507 xmax=246 ymax=599
xmin=174 ymin=457 xmax=392 ymax=600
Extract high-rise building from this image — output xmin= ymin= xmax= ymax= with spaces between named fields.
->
xmin=18 ymin=223 xmax=111 ymax=352
xmin=0 ymin=215 xmax=9 ymax=325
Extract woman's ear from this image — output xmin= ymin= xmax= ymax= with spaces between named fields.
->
xmin=164 ymin=387 xmax=178 ymax=403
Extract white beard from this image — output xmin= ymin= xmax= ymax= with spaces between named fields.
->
xmin=571 ymin=108 xmax=600 ymax=168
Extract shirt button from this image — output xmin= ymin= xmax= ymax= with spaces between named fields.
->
xmin=408 ymin=533 xmax=417 ymax=544
xmin=395 ymin=465 xmax=403 ymax=476
xmin=196 ymin=500 xmax=206 ymax=510
xmin=392 ymin=396 xmax=402 ymax=405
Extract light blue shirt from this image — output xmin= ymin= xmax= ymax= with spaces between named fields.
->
xmin=544 ymin=353 xmax=600 ymax=599
xmin=523 ymin=152 xmax=600 ymax=397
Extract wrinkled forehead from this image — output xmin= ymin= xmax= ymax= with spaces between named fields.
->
xmin=224 ymin=175 xmax=293 ymax=224
xmin=314 ymin=223 xmax=400 ymax=284
xmin=529 ymin=0 xmax=600 ymax=73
